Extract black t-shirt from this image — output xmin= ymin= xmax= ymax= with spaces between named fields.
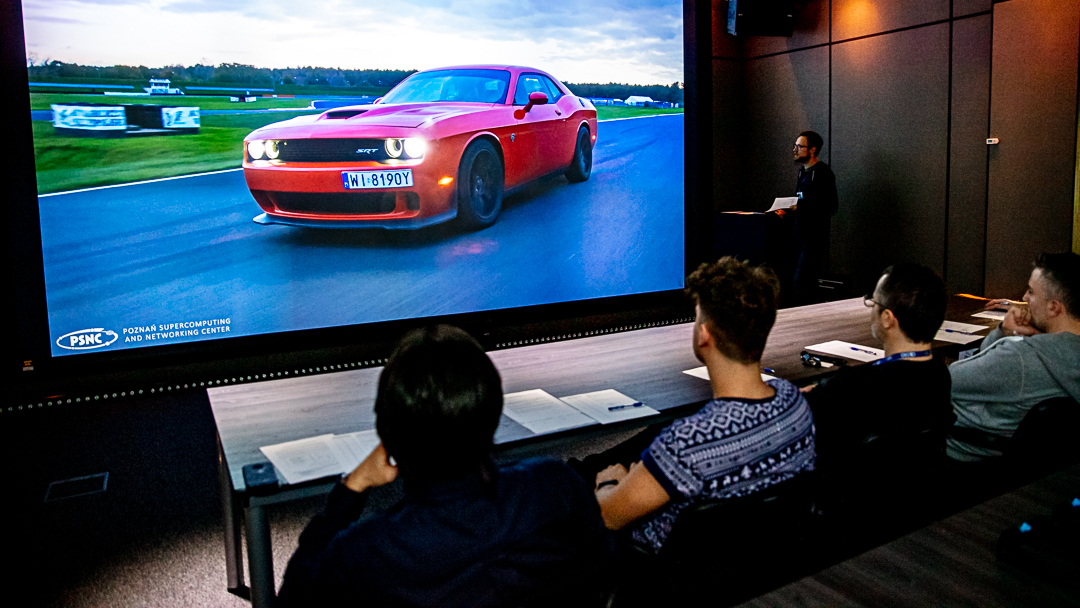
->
xmin=804 ymin=357 xmax=954 ymax=467
xmin=795 ymin=161 xmax=838 ymax=240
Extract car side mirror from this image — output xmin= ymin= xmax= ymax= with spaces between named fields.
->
xmin=372 ymin=97 xmax=383 ymax=105
xmin=523 ymin=91 xmax=548 ymax=113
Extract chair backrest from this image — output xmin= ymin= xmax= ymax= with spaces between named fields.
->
xmin=640 ymin=475 xmax=814 ymax=606
xmin=659 ymin=474 xmax=814 ymax=565
xmin=1005 ymin=397 xmax=1080 ymax=471
xmin=816 ymin=423 xmax=947 ymax=514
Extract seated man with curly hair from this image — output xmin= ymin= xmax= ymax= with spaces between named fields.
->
xmin=577 ymin=257 xmax=817 ymax=553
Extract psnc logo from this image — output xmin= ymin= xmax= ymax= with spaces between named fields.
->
xmin=57 ymin=328 xmax=119 ymax=351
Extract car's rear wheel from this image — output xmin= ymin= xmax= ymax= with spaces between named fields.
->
xmin=565 ymin=126 xmax=593 ymax=183
xmin=456 ymin=139 xmax=504 ymax=230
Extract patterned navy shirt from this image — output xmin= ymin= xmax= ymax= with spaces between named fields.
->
xmin=635 ymin=379 xmax=816 ymax=552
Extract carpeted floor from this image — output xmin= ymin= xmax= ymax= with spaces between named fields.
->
xmin=5 ymin=388 xmax=639 ymax=607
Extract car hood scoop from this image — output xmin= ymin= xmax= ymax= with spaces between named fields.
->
xmin=323 ymin=109 xmax=369 ymax=119
xmin=334 ymin=103 xmax=494 ymax=128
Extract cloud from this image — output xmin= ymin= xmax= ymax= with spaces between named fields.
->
xmin=23 ymin=0 xmax=683 ymax=85
xmin=24 ymin=16 xmax=87 ymax=25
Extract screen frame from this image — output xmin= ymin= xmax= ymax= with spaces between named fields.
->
xmin=3 ymin=0 xmax=714 ymax=392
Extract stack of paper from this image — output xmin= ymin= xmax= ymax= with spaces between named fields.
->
xmin=971 ymin=310 xmax=1007 ymax=321
xmin=682 ymin=366 xmax=777 ymax=382
xmin=261 ymin=387 xmax=661 ymax=485
xmin=934 ymin=320 xmax=989 ymax=344
xmin=504 ymin=388 xmax=658 ymax=429
xmin=502 ymin=389 xmax=595 ymax=434
xmin=259 ymin=429 xmax=381 ymax=485
xmin=559 ymin=389 xmax=659 ymax=424
xmin=804 ymin=340 xmax=884 ymax=362
xmin=768 ymin=197 xmax=799 ymax=212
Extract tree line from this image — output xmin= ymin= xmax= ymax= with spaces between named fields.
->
xmin=564 ymin=82 xmax=683 ymax=105
xmin=27 ymin=60 xmax=684 ymax=102
xmin=27 ymin=61 xmax=415 ymax=89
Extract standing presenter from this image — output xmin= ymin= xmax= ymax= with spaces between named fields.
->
xmin=791 ymin=130 xmax=838 ymax=304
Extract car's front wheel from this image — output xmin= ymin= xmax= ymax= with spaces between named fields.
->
xmin=565 ymin=126 xmax=593 ymax=183
xmin=456 ymin=139 xmax=504 ymax=230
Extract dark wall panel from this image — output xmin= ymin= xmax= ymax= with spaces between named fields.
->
xmin=986 ymin=0 xmax=1080 ymax=295
xmin=831 ymin=24 xmax=951 ymax=292
xmin=744 ymin=0 xmax=830 ymax=59
xmin=946 ymin=14 xmax=992 ymax=294
xmin=954 ymin=0 xmax=993 ymax=17
xmin=744 ymin=47 xmax=830 ymax=211
xmin=713 ymin=0 xmax=741 ymax=58
xmin=713 ymin=59 xmax=745 ymax=212
xmin=832 ymin=0 xmax=949 ymax=40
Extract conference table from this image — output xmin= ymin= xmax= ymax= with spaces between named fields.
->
xmin=208 ymin=295 xmax=993 ymax=606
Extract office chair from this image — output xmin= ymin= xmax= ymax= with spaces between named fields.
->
xmin=812 ymin=424 xmax=950 ymax=553
xmin=1004 ymin=396 xmax=1080 ymax=478
xmin=613 ymin=475 xmax=816 ymax=607
xmin=945 ymin=397 xmax=1080 ymax=508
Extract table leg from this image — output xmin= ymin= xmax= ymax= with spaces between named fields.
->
xmin=245 ymin=503 xmax=275 ymax=608
xmin=218 ymin=438 xmax=244 ymax=591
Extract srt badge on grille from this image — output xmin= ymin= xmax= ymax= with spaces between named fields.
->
xmin=355 ymin=148 xmax=378 ymax=154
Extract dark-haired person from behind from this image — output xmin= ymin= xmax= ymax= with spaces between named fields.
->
xmin=802 ymin=263 xmax=955 ymax=480
xmin=276 ymin=325 xmax=615 ymax=607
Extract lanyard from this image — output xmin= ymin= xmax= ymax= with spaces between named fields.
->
xmin=871 ymin=350 xmax=931 ymax=366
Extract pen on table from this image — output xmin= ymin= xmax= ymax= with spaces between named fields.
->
xmin=943 ymin=328 xmax=981 ymax=336
xmin=608 ymin=402 xmax=644 ymax=412
xmin=850 ymin=346 xmax=878 ymax=355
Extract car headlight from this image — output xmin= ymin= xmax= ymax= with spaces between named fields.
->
xmin=385 ymin=138 xmax=403 ymax=159
xmin=265 ymin=140 xmax=280 ymax=159
xmin=403 ymin=138 xmax=426 ymax=159
xmin=247 ymin=140 xmax=265 ymax=160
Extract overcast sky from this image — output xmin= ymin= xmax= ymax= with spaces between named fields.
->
xmin=21 ymin=0 xmax=683 ymax=85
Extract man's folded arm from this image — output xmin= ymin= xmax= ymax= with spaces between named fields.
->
xmin=596 ymin=461 xmax=670 ymax=531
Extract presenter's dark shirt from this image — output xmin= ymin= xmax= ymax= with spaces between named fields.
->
xmin=276 ymin=457 xmax=615 ymax=608
xmin=795 ymin=161 xmax=838 ymax=242
xmin=804 ymin=357 xmax=954 ymax=468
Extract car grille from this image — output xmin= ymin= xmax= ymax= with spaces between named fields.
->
xmin=275 ymin=139 xmax=390 ymax=162
xmin=268 ymin=191 xmax=418 ymax=215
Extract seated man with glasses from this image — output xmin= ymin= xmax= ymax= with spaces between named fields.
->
xmin=802 ymin=263 xmax=955 ymax=478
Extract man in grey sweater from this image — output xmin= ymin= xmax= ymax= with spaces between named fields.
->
xmin=947 ymin=252 xmax=1080 ymax=462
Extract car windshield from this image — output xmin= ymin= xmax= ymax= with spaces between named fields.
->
xmin=380 ymin=69 xmax=511 ymax=104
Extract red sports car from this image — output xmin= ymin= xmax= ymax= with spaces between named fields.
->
xmin=242 ymin=65 xmax=597 ymax=229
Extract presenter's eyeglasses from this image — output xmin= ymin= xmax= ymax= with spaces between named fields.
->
xmin=793 ymin=144 xmax=808 ymax=150
xmin=863 ymin=295 xmax=884 ymax=308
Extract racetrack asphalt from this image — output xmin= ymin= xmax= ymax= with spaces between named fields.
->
xmin=37 ymin=114 xmax=685 ymax=356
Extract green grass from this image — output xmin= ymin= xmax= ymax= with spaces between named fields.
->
xmin=31 ymin=111 xmax=317 ymax=194
xmin=30 ymin=92 xmax=315 ymax=111
xmin=595 ymin=106 xmax=684 ymax=120
xmin=32 ymin=94 xmax=684 ymax=118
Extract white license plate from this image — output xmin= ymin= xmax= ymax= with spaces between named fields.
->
xmin=342 ymin=169 xmax=413 ymax=189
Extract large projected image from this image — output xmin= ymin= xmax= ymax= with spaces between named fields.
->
xmin=23 ymin=0 xmax=685 ymax=357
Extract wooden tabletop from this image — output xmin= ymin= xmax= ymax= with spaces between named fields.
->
xmin=737 ymin=463 xmax=1080 ymax=607
xmin=209 ymin=296 xmax=995 ymax=492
